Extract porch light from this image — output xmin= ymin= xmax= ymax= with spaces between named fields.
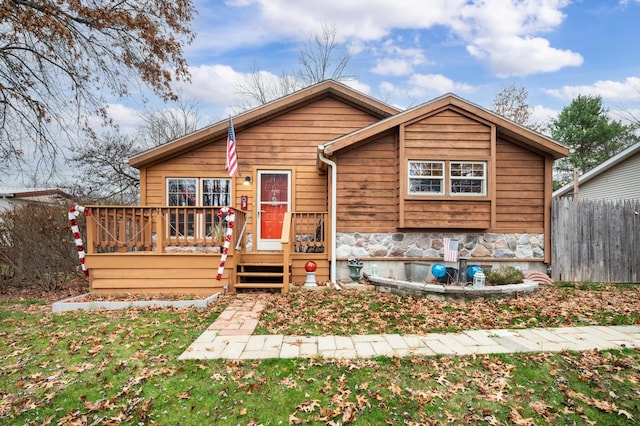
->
xmin=242 ymin=176 xmax=251 ymax=186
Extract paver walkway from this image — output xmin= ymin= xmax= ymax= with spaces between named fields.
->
xmin=178 ymin=295 xmax=640 ymax=360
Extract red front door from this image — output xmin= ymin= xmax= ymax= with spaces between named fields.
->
xmin=257 ymin=171 xmax=290 ymax=250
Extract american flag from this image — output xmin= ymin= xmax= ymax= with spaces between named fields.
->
xmin=225 ymin=116 xmax=239 ymax=177
xmin=443 ymin=238 xmax=459 ymax=262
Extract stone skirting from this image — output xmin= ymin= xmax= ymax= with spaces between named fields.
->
xmin=335 ymin=232 xmax=544 ymax=260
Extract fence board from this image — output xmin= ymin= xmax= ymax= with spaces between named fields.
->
xmin=552 ymin=198 xmax=640 ymax=282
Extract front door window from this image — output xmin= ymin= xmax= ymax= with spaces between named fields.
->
xmin=257 ymin=171 xmax=290 ymax=250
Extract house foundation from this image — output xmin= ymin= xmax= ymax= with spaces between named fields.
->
xmin=335 ymin=232 xmax=546 ymax=282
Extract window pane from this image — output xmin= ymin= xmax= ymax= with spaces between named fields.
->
xmin=410 ymin=178 xmax=442 ymax=193
xmin=450 ymin=162 xmax=486 ymax=195
xmin=410 ymin=161 xmax=443 ymax=177
xmin=451 ymin=180 xmax=484 ymax=193
xmin=408 ymin=161 xmax=444 ymax=195
xmin=168 ymin=179 xmax=197 ymax=206
xmin=451 ymin=162 xmax=484 ymax=177
xmin=202 ymin=179 xmax=231 ymax=206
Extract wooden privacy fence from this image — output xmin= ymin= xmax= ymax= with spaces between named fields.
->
xmin=552 ymin=198 xmax=640 ymax=283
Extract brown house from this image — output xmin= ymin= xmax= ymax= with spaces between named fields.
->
xmin=83 ymin=80 xmax=568 ymax=295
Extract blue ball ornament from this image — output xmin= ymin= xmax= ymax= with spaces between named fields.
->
xmin=467 ymin=265 xmax=482 ymax=280
xmin=431 ymin=263 xmax=446 ymax=279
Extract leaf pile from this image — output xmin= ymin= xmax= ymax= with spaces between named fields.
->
xmin=257 ymin=283 xmax=640 ymax=335
xmin=1 ymin=286 xmax=640 ymax=424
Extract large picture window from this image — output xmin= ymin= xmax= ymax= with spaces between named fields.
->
xmin=408 ymin=161 xmax=487 ymax=196
xmin=167 ymin=178 xmax=232 ymax=239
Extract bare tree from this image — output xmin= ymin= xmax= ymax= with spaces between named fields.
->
xmin=492 ymin=83 xmax=545 ymax=133
xmin=67 ymin=101 xmax=203 ymax=203
xmin=0 ymin=0 xmax=195 ymax=172
xmin=138 ymin=98 xmax=203 ymax=147
xmin=297 ymin=23 xmax=352 ymax=86
xmin=67 ymin=134 xmax=141 ymax=204
xmin=234 ymin=62 xmax=298 ymax=109
xmin=236 ymin=23 xmax=352 ymax=107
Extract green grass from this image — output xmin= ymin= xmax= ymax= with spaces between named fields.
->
xmin=2 ymin=283 xmax=640 ymax=424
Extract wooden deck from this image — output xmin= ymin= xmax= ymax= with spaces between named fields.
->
xmin=83 ymin=207 xmax=329 ymax=294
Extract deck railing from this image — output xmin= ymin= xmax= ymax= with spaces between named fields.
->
xmin=289 ymin=211 xmax=327 ymax=254
xmin=86 ymin=206 xmax=247 ymax=254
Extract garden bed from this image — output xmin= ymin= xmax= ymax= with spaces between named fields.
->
xmin=365 ymin=273 xmax=538 ymax=300
xmin=52 ymin=292 xmax=220 ymax=312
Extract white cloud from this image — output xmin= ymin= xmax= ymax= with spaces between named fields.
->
xmin=530 ymin=104 xmax=559 ymax=128
xmin=369 ymin=40 xmax=429 ymax=76
xmin=467 ymin=35 xmax=583 ymax=77
xmin=371 ymin=58 xmax=415 ymax=76
xmin=341 ymin=79 xmax=372 ymax=96
xmin=102 ymin=104 xmax=143 ymax=137
xmin=203 ymin=0 xmax=580 ymax=78
xmin=544 ymin=77 xmax=640 ymax=101
xmin=407 ymin=74 xmax=474 ymax=98
xmin=176 ymin=64 xmax=247 ymax=106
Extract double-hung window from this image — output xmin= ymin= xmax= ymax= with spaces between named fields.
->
xmin=408 ymin=161 xmax=445 ymax=195
xmin=450 ymin=162 xmax=486 ymax=195
xmin=167 ymin=178 xmax=231 ymax=239
xmin=202 ymin=178 xmax=231 ymax=240
xmin=408 ymin=160 xmax=487 ymax=196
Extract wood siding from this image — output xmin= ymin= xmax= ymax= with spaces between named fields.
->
xmin=140 ymin=96 xmax=382 ymax=245
xmin=335 ymin=131 xmax=398 ymax=232
xmin=86 ymin=253 xmax=230 ymax=295
xmin=142 ymin=99 xmax=378 ymax=200
xmin=333 ymin=108 xmax=549 ymax=234
xmin=495 ymin=138 xmax=545 ymax=232
xmin=402 ymin=109 xmax=492 ymax=229
xmin=403 ymin=109 xmax=492 ymax=159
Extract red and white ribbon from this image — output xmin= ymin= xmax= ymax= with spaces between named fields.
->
xmin=216 ymin=207 xmax=235 ymax=280
xmin=68 ymin=205 xmax=91 ymax=277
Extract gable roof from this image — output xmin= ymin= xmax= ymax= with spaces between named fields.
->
xmin=129 ymin=80 xmax=400 ymax=168
xmin=553 ymin=141 xmax=640 ymax=198
xmin=321 ymin=93 xmax=569 ymax=159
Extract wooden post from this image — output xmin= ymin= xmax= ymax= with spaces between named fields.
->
xmin=155 ymin=209 xmax=164 ymax=253
xmin=573 ymin=167 xmax=579 ymax=200
xmin=280 ymin=212 xmax=292 ymax=294
xmin=85 ymin=209 xmax=95 ymax=255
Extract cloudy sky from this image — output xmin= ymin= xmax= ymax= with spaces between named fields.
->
xmin=110 ymin=0 xmax=640 ymax=133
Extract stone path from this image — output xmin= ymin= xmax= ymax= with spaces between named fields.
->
xmin=178 ymin=296 xmax=640 ymax=360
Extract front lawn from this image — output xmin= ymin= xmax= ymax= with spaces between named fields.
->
xmin=1 ymin=282 xmax=639 ymax=425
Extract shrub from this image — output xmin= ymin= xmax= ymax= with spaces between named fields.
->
xmin=485 ymin=266 xmax=523 ymax=285
xmin=0 ymin=203 xmax=86 ymax=291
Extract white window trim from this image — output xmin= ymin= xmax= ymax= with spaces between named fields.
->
xmin=408 ymin=160 xmax=445 ymax=195
xmin=449 ymin=161 xmax=487 ymax=196
xmin=166 ymin=177 xmax=232 ymax=240
xmin=407 ymin=160 xmax=488 ymax=197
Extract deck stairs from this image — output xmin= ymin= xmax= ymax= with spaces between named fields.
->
xmin=234 ymin=252 xmax=289 ymax=293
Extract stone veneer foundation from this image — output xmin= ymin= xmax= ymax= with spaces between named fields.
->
xmin=335 ymin=232 xmax=546 ymax=282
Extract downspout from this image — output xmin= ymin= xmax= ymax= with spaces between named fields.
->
xmin=318 ymin=146 xmax=337 ymax=283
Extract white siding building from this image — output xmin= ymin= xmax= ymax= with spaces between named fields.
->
xmin=553 ymin=142 xmax=640 ymax=200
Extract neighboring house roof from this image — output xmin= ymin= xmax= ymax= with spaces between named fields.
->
xmin=0 ymin=188 xmax=72 ymax=200
xmin=553 ymin=141 xmax=640 ymax=199
xmin=129 ymin=80 xmax=401 ymax=169
xmin=321 ymin=93 xmax=569 ymax=159
xmin=0 ymin=188 xmax=73 ymax=211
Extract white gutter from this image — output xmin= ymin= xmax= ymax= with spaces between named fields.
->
xmin=318 ymin=146 xmax=337 ymax=283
